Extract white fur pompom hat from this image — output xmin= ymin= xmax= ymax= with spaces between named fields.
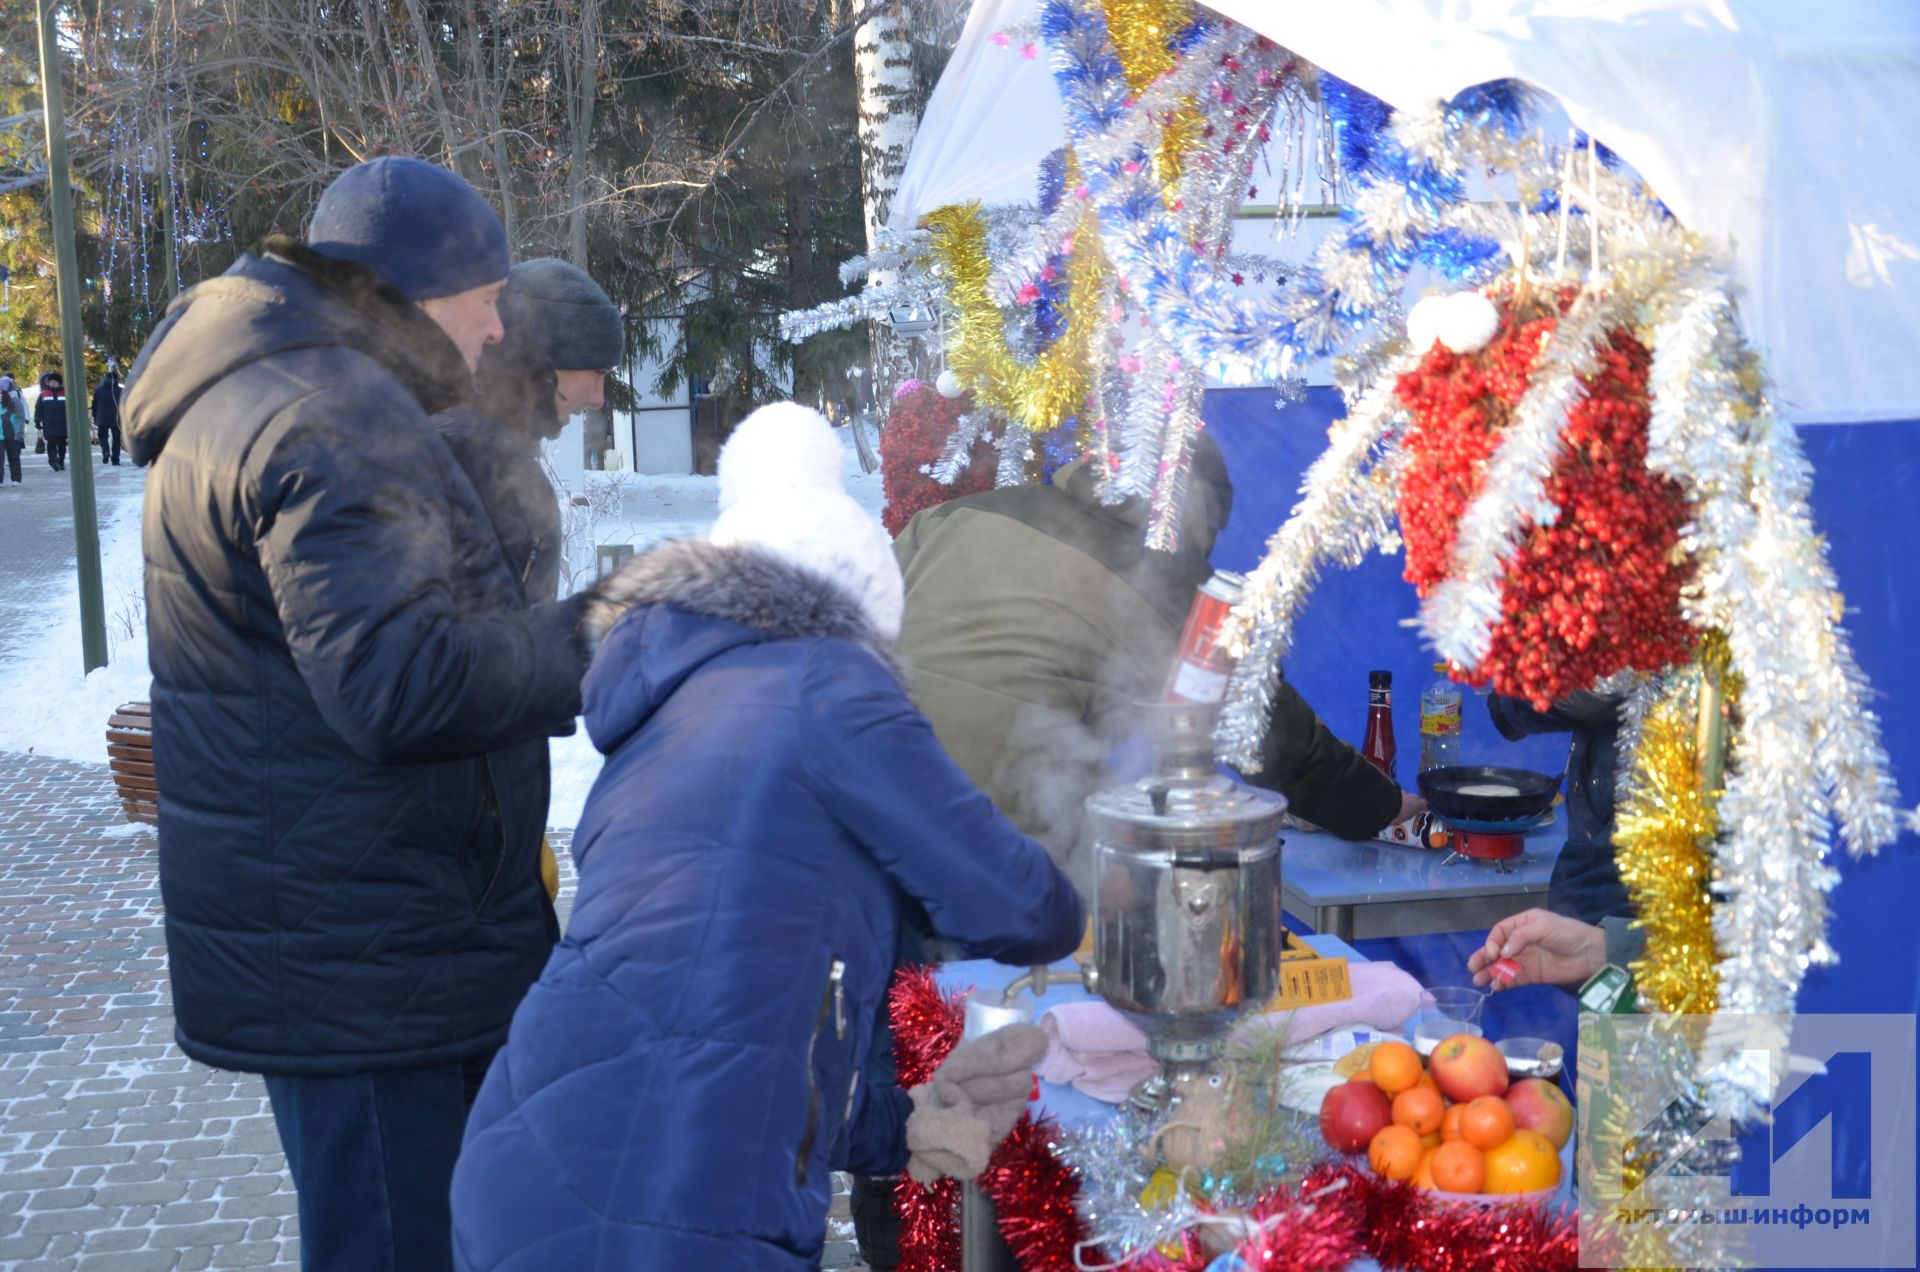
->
xmin=710 ymin=402 xmax=905 ymax=641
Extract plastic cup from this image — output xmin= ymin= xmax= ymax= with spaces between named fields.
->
xmin=1408 ymin=985 xmax=1488 ymax=1050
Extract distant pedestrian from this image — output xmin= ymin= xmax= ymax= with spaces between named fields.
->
xmin=34 ymin=372 xmax=67 ymax=471
xmin=93 ymin=358 xmax=123 ymax=465
xmin=0 ymin=371 xmax=25 ymax=485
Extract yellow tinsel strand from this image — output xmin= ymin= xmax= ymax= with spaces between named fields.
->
xmin=1101 ymin=0 xmax=1199 ymax=196
xmin=924 ymin=202 xmax=1106 ymax=447
xmin=1613 ymin=635 xmax=1738 ymax=1015
xmin=1102 ymin=0 xmax=1190 ymax=90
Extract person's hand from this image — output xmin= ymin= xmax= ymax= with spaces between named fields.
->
xmin=1394 ymin=791 xmax=1427 ymax=824
xmin=1468 ymin=908 xmax=1606 ymax=990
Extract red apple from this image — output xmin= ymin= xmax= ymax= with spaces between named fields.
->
xmin=1428 ymin=1034 xmax=1509 ymax=1102
xmin=1320 ymin=1079 xmax=1394 ymax=1155
xmin=1507 ymin=1077 xmax=1574 ymax=1149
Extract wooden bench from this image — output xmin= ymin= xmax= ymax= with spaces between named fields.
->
xmin=107 ymin=701 xmax=159 ymax=826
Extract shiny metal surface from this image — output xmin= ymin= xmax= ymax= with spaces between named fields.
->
xmin=1082 ymin=702 xmax=1288 ymax=1065
xmin=1089 ymin=840 xmax=1283 ymax=1059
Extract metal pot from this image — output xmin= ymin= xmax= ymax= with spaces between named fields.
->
xmin=1082 ymin=703 xmax=1287 ymax=1068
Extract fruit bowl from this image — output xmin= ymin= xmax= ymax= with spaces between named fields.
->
xmin=1424 ymin=1184 xmax=1561 ymax=1209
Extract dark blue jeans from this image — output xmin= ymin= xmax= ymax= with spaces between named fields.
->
xmin=263 ymin=1054 xmax=492 ymax=1272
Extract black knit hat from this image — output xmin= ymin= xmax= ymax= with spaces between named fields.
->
xmin=307 ymin=157 xmax=511 ymax=301
xmin=500 ymin=258 xmax=624 ymax=371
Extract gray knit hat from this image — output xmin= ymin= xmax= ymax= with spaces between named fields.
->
xmin=501 ymin=258 xmax=623 ymax=371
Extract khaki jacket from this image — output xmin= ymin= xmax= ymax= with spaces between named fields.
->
xmin=895 ymin=459 xmax=1398 ymax=887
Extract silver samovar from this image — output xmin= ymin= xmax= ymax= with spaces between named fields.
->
xmin=1082 ymin=701 xmax=1287 ymax=1109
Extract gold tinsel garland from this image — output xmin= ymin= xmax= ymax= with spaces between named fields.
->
xmin=1101 ymin=0 xmax=1199 ymax=196
xmin=924 ymin=202 xmax=1107 ymax=446
xmin=1612 ymin=634 xmax=1738 ymax=1015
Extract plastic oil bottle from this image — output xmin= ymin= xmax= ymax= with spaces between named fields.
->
xmin=1419 ymin=662 xmax=1463 ymax=771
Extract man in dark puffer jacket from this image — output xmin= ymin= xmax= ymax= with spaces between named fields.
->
xmin=124 ymin=157 xmax=589 ymax=1272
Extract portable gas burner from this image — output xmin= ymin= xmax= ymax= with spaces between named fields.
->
xmin=1416 ymin=765 xmax=1561 ymax=872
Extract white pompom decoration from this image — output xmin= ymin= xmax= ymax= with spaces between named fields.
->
xmin=936 ymin=369 xmax=965 ymax=398
xmin=1406 ymin=290 xmax=1502 ymax=356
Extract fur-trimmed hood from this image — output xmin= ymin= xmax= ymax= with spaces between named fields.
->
xmin=580 ymin=538 xmax=902 ymax=755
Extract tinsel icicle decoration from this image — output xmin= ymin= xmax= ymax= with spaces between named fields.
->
xmin=1611 ymin=636 xmax=1736 ymax=1015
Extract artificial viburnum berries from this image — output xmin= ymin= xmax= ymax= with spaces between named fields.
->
xmin=880 ymin=383 xmax=997 ymax=536
xmin=1394 ymin=292 xmax=1697 ymax=709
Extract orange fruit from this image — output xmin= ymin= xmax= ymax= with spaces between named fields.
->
xmin=1369 ymin=1041 xmax=1424 ymax=1096
xmin=1391 ymin=1085 xmax=1445 ymax=1136
xmin=1429 ymin=1140 xmax=1488 ymax=1194
xmin=1460 ymin=1095 xmax=1517 ymax=1150
xmin=1411 ymin=1146 xmax=1439 ymax=1190
xmin=1481 ymin=1128 xmax=1562 ymax=1194
xmin=1420 ymin=1131 xmax=1442 ymax=1149
xmin=1415 ymin=1071 xmax=1442 ymax=1096
xmin=1367 ymin=1124 xmax=1423 ymax=1182
xmin=1440 ymin=1102 xmax=1466 ymax=1142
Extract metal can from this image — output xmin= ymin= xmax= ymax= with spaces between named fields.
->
xmin=1164 ymin=570 xmax=1247 ymax=704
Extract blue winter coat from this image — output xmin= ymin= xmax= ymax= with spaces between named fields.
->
xmin=124 ymin=240 xmax=586 ymax=1076
xmin=452 ymin=540 xmax=1084 ymax=1271
xmin=1487 ymin=691 xmax=1628 ymax=924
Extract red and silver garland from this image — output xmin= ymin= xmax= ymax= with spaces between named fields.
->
xmin=1393 ymin=287 xmax=1697 ymax=709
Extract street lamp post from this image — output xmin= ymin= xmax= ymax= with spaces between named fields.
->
xmin=36 ymin=0 xmax=108 ymax=673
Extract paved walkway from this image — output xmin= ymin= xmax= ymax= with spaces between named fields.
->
xmin=0 ymin=461 xmax=870 ymax=1269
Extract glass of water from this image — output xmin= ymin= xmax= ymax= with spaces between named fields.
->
xmin=1409 ymin=985 xmax=1488 ymax=1051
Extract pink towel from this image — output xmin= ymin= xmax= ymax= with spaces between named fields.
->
xmin=1036 ymin=1004 xmax=1160 ymax=1104
xmin=1034 ymin=964 xmax=1431 ymax=1104
xmin=1233 ymin=962 xmax=1430 ymax=1045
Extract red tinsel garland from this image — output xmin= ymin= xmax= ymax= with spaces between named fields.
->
xmin=891 ymin=968 xmax=969 ymax=1272
xmin=980 ymin=1111 xmax=1088 ymax=1271
xmin=886 ymin=970 xmax=1579 ymax=1272
xmin=1394 ymin=291 xmax=1696 ymax=709
xmin=881 ymin=383 xmax=997 ymax=537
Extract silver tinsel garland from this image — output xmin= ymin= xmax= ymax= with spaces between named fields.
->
xmin=1216 ymin=354 xmax=1419 ymax=769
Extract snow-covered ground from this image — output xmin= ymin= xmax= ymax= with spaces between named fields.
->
xmin=0 ymin=426 xmax=885 ymax=836
xmin=0 ymin=475 xmax=154 ymax=765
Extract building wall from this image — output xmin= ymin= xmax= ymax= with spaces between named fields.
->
xmin=625 ymin=405 xmax=695 ymax=473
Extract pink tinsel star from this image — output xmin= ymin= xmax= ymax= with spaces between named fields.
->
xmin=990 ymin=31 xmax=1009 ymax=47
xmin=1015 ymin=282 xmax=1040 ymax=305
xmin=1232 ymin=273 xmax=1245 ymax=286
xmin=1021 ymin=42 xmax=1037 ymax=59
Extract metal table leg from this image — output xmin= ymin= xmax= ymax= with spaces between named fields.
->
xmin=1316 ymin=903 xmax=1356 ymax=944
xmin=962 ymin=1182 xmax=1016 ymax=1270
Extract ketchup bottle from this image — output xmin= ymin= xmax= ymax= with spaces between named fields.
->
xmin=1362 ymin=670 xmax=1397 ymax=781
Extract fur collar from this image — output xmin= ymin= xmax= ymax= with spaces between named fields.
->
xmin=584 ymin=539 xmax=903 ymax=679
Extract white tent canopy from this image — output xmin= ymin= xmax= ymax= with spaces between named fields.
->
xmin=891 ymin=0 xmax=1920 ymax=424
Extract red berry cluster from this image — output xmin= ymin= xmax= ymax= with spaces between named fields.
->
xmin=1393 ymin=293 xmax=1697 ymax=709
xmin=879 ymin=383 xmax=998 ymax=537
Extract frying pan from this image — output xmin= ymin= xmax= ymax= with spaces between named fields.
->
xmin=1417 ymin=765 xmax=1560 ymax=825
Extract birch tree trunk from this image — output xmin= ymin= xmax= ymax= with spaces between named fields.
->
xmin=853 ymin=3 xmax=919 ymax=389
xmin=564 ymin=0 xmax=602 ymax=269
